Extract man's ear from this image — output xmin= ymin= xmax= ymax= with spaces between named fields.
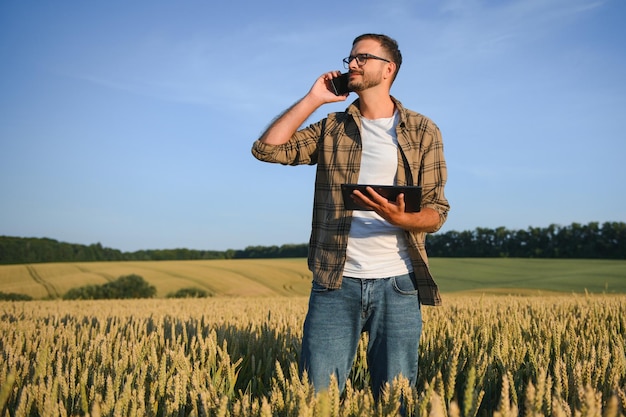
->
xmin=383 ymin=62 xmax=397 ymax=81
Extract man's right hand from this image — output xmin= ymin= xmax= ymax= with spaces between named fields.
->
xmin=307 ymin=71 xmax=351 ymax=106
xmin=259 ymin=71 xmax=349 ymax=145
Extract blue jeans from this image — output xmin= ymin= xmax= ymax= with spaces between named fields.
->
xmin=299 ymin=273 xmax=422 ymax=399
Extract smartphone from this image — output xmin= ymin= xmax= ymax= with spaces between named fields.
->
xmin=330 ymin=73 xmax=351 ymax=95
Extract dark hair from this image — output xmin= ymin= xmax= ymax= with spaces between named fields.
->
xmin=352 ymin=33 xmax=402 ymax=81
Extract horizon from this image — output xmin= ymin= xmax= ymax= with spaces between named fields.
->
xmin=3 ymin=219 xmax=621 ymax=252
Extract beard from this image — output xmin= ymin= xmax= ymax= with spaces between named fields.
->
xmin=347 ymin=70 xmax=382 ymax=92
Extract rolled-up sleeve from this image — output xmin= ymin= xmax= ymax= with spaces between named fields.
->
xmin=251 ymin=120 xmax=324 ymax=166
xmin=419 ymin=125 xmax=449 ymax=232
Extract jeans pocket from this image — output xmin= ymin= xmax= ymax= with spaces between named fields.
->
xmin=311 ymin=281 xmax=330 ymax=293
xmin=392 ymin=273 xmax=419 ymax=295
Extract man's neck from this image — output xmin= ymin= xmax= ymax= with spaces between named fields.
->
xmin=357 ymin=89 xmax=395 ymax=120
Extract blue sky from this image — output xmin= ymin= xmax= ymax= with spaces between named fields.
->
xmin=1 ymin=0 xmax=624 ymax=252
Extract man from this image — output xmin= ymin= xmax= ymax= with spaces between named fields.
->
xmin=251 ymin=33 xmax=449 ymax=399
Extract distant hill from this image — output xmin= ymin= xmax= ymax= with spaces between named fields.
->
xmin=1 ymin=258 xmax=625 ymax=300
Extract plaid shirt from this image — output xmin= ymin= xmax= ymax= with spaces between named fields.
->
xmin=251 ymin=97 xmax=449 ymax=306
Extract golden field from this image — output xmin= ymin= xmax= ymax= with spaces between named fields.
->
xmin=1 ymin=258 xmax=625 ymax=416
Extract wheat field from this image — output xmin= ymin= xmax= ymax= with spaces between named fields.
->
xmin=1 ymin=293 xmax=624 ymax=416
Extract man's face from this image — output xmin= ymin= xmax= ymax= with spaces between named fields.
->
xmin=346 ymin=39 xmax=390 ymax=92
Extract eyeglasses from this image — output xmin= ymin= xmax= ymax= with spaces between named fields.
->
xmin=343 ymin=53 xmax=391 ymax=69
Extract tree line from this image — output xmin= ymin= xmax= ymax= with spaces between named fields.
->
xmin=426 ymin=221 xmax=625 ymax=258
xmin=0 ymin=221 xmax=623 ymax=265
xmin=0 ymin=237 xmax=308 ymax=264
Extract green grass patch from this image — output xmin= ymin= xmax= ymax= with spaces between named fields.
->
xmin=430 ymin=258 xmax=626 ymax=294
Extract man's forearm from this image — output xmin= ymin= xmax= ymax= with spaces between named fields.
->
xmin=259 ymin=71 xmax=347 ymax=145
xmin=401 ymin=207 xmax=444 ymax=233
xmin=259 ymin=95 xmax=323 ymax=145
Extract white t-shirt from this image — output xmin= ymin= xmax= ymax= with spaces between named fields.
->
xmin=343 ymin=111 xmax=412 ymax=278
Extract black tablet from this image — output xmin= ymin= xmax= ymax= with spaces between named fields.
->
xmin=341 ymin=184 xmax=422 ymax=212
